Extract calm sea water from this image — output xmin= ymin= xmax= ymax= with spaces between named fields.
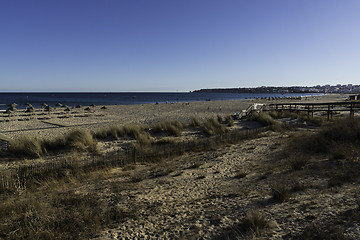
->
xmin=0 ymin=92 xmax=321 ymax=110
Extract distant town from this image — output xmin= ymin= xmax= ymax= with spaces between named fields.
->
xmin=193 ymin=84 xmax=360 ymax=94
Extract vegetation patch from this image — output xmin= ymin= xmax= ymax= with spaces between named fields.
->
xmin=8 ymin=136 xmax=44 ymax=158
xmin=201 ymin=118 xmax=227 ymax=136
xmin=243 ymin=210 xmax=274 ymax=236
xmin=9 ymin=129 xmax=99 ymax=158
xmin=188 ymin=117 xmax=201 ymax=128
xmin=152 ymin=120 xmax=186 ymax=137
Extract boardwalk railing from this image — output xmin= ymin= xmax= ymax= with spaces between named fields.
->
xmin=268 ymin=101 xmax=360 ymax=120
xmin=234 ymin=103 xmax=265 ymax=119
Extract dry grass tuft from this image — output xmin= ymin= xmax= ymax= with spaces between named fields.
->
xmin=93 ymin=124 xmax=152 ymax=145
xmin=189 ymin=117 xmax=201 ymax=128
xmin=290 ymin=155 xmax=309 ymax=170
xmin=224 ymin=115 xmax=234 ymax=126
xmin=65 ymin=129 xmax=98 ymax=153
xmin=0 ymin=169 xmax=134 ymax=239
xmin=288 ymin=117 xmax=360 ymax=155
xmin=244 ymin=210 xmax=274 ymax=236
xmin=152 ymin=120 xmax=186 ymax=137
xmin=8 ymin=136 xmax=44 ymax=158
xmin=9 ymin=129 xmax=99 ymax=158
xmin=201 ymin=118 xmax=227 ymax=136
xmin=271 ymin=182 xmax=290 ymax=202
xmin=250 ymin=112 xmax=279 ymax=127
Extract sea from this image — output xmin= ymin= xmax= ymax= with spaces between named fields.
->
xmin=0 ymin=92 xmax=322 ymax=110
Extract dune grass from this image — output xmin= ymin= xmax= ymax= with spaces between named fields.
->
xmin=152 ymin=120 xmax=186 ymax=137
xmin=201 ymin=118 xmax=228 ymax=136
xmin=244 ymin=210 xmax=274 ymax=237
xmin=188 ymin=117 xmax=201 ymax=128
xmin=289 ymin=117 xmax=360 ymax=155
xmin=8 ymin=136 xmax=44 ymax=158
xmin=0 ymin=168 xmax=134 ymax=240
xmin=9 ymin=129 xmax=99 ymax=158
xmin=93 ymin=124 xmax=152 ymax=145
xmin=249 ymin=112 xmax=279 ymax=127
xmin=285 ymin=117 xmax=360 ymax=187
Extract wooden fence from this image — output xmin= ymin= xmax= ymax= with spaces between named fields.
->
xmin=0 ymin=126 xmax=270 ymax=193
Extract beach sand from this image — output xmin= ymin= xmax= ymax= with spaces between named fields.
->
xmin=0 ymin=93 xmax=348 ymax=140
xmin=2 ymin=93 xmax=359 ymax=239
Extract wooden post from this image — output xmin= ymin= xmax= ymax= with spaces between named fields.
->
xmin=350 ymin=103 xmax=354 ymax=118
xmin=312 ymin=105 xmax=314 ymax=118
xmin=327 ymin=104 xmax=330 ymax=121
xmin=307 ymin=105 xmax=310 ymax=119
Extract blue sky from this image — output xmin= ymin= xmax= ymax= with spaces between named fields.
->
xmin=1 ymin=0 xmax=359 ymax=92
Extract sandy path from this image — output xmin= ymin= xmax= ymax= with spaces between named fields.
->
xmin=90 ymin=130 xmax=359 ymax=239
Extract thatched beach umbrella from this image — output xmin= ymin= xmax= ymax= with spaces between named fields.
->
xmin=25 ymin=106 xmax=35 ymax=113
xmin=8 ymin=103 xmax=17 ymax=111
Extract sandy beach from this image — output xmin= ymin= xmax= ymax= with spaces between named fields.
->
xmin=2 ymin=93 xmax=358 ymax=239
xmin=0 ymin=93 xmax=348 ymax=140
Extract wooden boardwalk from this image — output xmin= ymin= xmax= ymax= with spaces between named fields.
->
xmin=268 ymin=101 xmax=360 ymax=120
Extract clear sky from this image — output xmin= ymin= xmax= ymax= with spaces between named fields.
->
xmin=1 ymin=0 xmax=359 ymax=92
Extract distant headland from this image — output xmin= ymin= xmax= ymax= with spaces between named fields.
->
xmin=193 ymin=84 xmax=360 ymax=94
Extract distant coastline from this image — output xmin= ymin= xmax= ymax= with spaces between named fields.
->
xmin=193 ymin=84 xmax=360 ymax=94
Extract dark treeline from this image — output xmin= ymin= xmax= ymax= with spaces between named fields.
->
xmin=193 ymin=86 xmax=317 ymax=94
